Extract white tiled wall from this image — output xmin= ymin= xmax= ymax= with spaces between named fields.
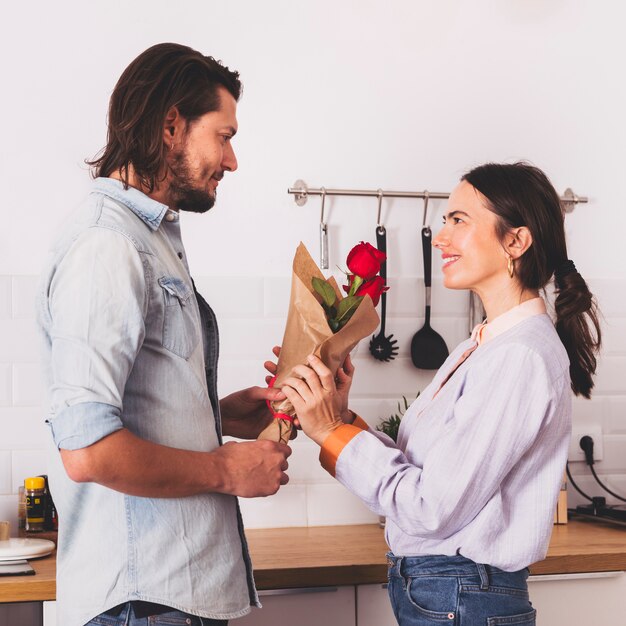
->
xmin=0 ymin=273 xmax=625 ymax=533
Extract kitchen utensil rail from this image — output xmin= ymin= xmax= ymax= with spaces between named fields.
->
xmin=288 ymin=180 xmax=588 ymax=213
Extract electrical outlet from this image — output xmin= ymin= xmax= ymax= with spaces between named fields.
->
xmin=568 ymin=424 xmax=603 ymax=462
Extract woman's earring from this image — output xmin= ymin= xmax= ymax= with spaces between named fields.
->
xmin=507 ymin=256 xmax=514 ymax=278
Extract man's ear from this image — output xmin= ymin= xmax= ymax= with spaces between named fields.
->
xmin=163 ymin=106 xmax=185 ymax=148
xmin=505 ymin=226 xmax=533 ymax=260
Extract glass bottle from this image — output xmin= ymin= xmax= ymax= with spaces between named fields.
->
xmin=25 ymin=477 xmax=46 ymax=532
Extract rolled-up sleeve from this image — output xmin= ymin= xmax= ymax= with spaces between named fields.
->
xmin=47 ymin=227 xmax=147 ymax=450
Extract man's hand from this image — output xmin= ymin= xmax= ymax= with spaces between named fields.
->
xmin=214 ymin=440 xmax=291 ymax=497
xmin=220 ymin=384 xmax=294 ymax=439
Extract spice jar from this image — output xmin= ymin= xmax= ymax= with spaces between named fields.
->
xmin=25 ymin=477 xmax=47 ymax=532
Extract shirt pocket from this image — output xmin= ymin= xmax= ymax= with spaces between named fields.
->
xmin=158 ymin=276 xmax=199 ymax=359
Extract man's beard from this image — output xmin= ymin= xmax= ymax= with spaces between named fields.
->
xmin=167 ymin=149 xmax=221 ymax=214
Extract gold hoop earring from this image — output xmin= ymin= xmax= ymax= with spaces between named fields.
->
xmin=507 ymin=256 xmax=514 ymax=278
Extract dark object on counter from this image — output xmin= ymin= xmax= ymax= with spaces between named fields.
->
xmin=369 ymin=226 xmax=397 ymax=362
xmin=38 ymin=475 xmax=58 ymax=531
xmin=410 ymin=227 xmax=449 ymax=369
xmin=24 ymin=477 xmax=46 ymax=532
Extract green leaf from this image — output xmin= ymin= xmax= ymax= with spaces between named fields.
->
xmin=312 ymin=277 xmax=337 ymax=307
xmin=336 ymin=295 xmax=363 ymax=325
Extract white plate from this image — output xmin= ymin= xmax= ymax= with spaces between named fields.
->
xmin=0 ymin=538 xmax=55 ymax=561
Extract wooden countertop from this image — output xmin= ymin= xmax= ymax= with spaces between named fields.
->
xmin=3 ymin=518 xmax=626 ymax=603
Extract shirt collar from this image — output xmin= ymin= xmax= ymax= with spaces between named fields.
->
xmin=92 ymin=177 xmax=171 ymax=231
xmin=471 ymin=297 xmax=547 ymax=345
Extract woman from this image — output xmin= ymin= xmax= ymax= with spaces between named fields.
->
xmin=279 ymin=162 xmax=601 ymax=625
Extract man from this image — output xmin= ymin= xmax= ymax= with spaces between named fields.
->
xmin=37 ymin=43 xmax=291 ymax=626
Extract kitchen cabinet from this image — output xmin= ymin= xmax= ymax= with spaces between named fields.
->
xmin=237 ymin=586 xmax=355 ymax=626
xmin=357 ymin=584 xmax=396 ymax=626
xmin=529 ymin=571 xmax=626 ymax=626
xmin=0 ymin=601 xmax=42 ymax=626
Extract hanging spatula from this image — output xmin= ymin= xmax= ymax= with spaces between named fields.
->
xmin=410 ymin=226 xmax=449 ymax=369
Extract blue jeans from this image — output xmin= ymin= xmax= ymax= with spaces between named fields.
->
xmin=85 ymin=603 xmax=227 ymax=626
xmin=387 ymin=553 xmax=536 ymax=625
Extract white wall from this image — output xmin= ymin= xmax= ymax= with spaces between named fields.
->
xmin=1 ymin=1 xmax=625 ymax=531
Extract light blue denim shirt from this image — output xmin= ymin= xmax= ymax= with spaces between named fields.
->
xmin=37 ymin=178 xmax=258 ymax=626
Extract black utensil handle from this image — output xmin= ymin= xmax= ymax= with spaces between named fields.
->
xmin=376 ymin=225 xmax=387 ymax=333
xmin=422 ymin=226 xmax=432 ymax=288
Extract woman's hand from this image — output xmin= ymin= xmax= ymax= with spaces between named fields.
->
xmin=281 ymin=354 xmax=344 ymax=446
xmin=265 ymin=346 xmax=356 ymax=425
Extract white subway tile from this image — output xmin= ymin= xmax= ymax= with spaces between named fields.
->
xmin=193 ymin=276 xmax=264 ymax=318
xmin=264 ymin=277 xmax=291 ymax=318
xmin=286 ymin=440 xmax=334 ymax=484
xmin=11 ymin=450 xmax=48 ymax=494
xmin=0 ymin=494 xmax=18 ymax=536
xmin=601 ymin=317 xmax=626 ymax=355
xmin=587 ymin=279 xmax=626 ymax=317
xmin=349 ymin=357 xmax=435 ymax=398
xmin=0 ymin=451 xmax=12 ymax=495
xmin=596 ymin=435 xmax=626 ymax=474
xmin=12 ymin=276 xmax=39 ymax=319
xmin=0 ymin=318 xmax=40 ymax=362
xmin=0 ymin=277 xmax=11 ymax=319
xmin=306 ymin=483 xmax=379 ymax=526
xmin=239 ymin=484 xmax=307 ymax=529
xmin=12 ymin=363 xmax=44 ymax=407
xmin=0 ymin=364 xmax=11 ymax=407
xmin=605 ymin=396 xmax=626 ymax=434
xmin=219 ymin=319 xmax=287 ymax=359
xmin=571 ymin=396 xmax=606 ymax=422
xmin=217 ymin=359 xmax=274 ymax=398
xmin=594 ymin=356 xmax=626 ymax=395
xmin=0 ymin=408 xmax=50 ymax=449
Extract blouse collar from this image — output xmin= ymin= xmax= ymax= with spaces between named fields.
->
xmin=471 ymin=297 xmax=547 ymax=345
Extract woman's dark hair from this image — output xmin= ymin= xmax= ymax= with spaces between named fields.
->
xmin=87 ymin=42 xmax=242 ymax=192
xmin=462 ymin=162 xmax=601 ymax=398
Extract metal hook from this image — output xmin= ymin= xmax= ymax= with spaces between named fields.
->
xmin=376 ymin=189 xmax=384 ymax=233
xmin=421 ymin=190 xmax=430 ymax=227
xmin=422 ymin=190 xmax=431 ymax=237
xmin=319 ymin=188 xmax=329 ymax=269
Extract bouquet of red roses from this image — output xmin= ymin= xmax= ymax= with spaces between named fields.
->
xmin=258 ymin=242 xmax=385 ymax=444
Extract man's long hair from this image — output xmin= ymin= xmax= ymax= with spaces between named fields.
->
xmin=87 ymin=43 xmax=242 ymax=192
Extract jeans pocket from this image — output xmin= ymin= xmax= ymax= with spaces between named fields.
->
xmin=487 ymin=608 xmax=536 ymax=625
xmin=159 ymin=276 xmax=199 ymax=359
xmin=405 ymin=576 xmax=458 ymax=622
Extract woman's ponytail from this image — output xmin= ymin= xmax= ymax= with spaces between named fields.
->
xmin=554 ymin=261 xmax=601 ymax=398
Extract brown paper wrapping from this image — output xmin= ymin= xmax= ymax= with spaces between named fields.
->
xmin=258 ymin=243 xmax=380 ymax=444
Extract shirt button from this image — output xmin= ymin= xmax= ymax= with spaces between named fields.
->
xmin=165 ymin=213 xmax=175 ymax=222
xmin=178 ymin=252 xmax=183 ymax=259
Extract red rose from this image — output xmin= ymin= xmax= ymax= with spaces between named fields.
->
xmin=355 ymin=276 xmax=388 ymax=307
xmin=346 ymin=242 xmax=386 ymax=280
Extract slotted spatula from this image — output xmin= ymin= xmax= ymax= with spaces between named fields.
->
xmin=369 ymin=225 xmax=398 ymax=361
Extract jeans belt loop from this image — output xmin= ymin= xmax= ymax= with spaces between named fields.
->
xmin=477 ymin=563 xmax=489 ymax=590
